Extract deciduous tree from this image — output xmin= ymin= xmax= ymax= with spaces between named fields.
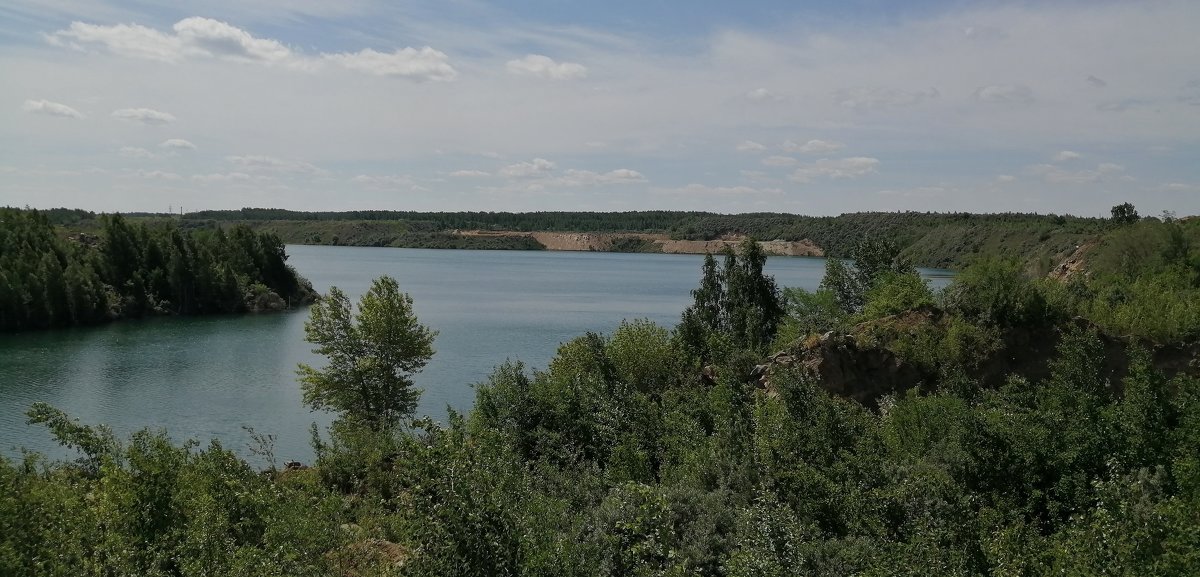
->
xmin=298 ymin=276 xmax=436 ymax=431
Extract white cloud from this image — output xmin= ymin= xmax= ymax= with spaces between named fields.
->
xmin=736 ymin=140 xmax=766 ymax=152
xmin=973 ymin=84 xmax=1034 ymax=104
xmin=745 ymin=87 xmax=782 ymax=102
xmin=228 ymin=155 xmax=328 ymax=175
xmin=49 ymin=18 xmax=294 ymax=65
xmin=111 ymin=107 xmax=175 ymax=125
xmin=48 ymin=21 xmax=181 ymax=62
xmin=325 ymin=47 xmax=457 ymax=82
xmin=49 ymin=18 xmax=454 ymax=80
xmin=118 ymin=146 xmax=156 ymax=159
xmin=172 ymin=17 xmax=291 ymax=63
xmin=22 ymin=99 xmax=83 ymax=118
xmin=996 ymin=174 xmax=1017 ymax=183
xmin=790 ymin=157 xmax=880 ymax=183
xmin=500 ymin=158 xmax=556 ymax=178
xmin=783 ymin=139 xmax=846 ymax=154
xmin=761 ymin=155 xmax=797 ymax=167
xmin=506 ymin=54 xmax=587 ymax=80
xmin=557 ymin=168 xmax=645 ymax=186
xmin=1054 ymin=150 xmax=1082 ymax=162
xmin=450 ymin=170 xmax=490 ymax=177
xmin=159 ymin=138 xmax=196 ymax=150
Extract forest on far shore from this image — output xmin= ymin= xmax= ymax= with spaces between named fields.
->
xmin=38 ymin=206 xmax=1133 ymax=270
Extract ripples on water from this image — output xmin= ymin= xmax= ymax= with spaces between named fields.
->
xmin=0 ymin=247 xmax=953 ymax=462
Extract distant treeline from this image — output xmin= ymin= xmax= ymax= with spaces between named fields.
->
xmin=0 ymin=208 xmax=313 ymax=332
xmin=176 ymin=208 xmax=1113 ymax=269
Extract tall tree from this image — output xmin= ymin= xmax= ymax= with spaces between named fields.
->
xmin=297 ymin=276 xmax=437 ymax=431
xmin=677 ymin=240 xmax=783 ymax=364
xmin=1110 ymin=202 xmax=1139 ymax=224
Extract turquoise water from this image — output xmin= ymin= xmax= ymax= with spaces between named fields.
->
xmin=0 ymin=246 xmax=952 ymax=462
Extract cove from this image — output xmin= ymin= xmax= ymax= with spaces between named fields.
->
xmin=0 ymin=246 xmax=952 ymax=463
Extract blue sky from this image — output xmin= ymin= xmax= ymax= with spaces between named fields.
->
xmin=2 ymin=0 xmax=1198 ymax=216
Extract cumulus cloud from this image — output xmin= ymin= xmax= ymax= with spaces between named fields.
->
xmin=325 ymin=47 xmax=457 ymax=82
xmin=159 ymin=138 xmax=196 ymax=150
xmin=1054 ymin=150 xmax=1083 ymax=162
xmin=761 ymin=156 xmax=797 ymax=167
xmin=506 ymin=54 xmax=587 ymax=80
xmin=834 ymin=86 xmax=938 ymax=110
xmin=228 ymin=155 xmax=328 ymax=175
xmin=783 ymin=139 xmax=846 ymax=154
xmin=736 ymin=140 xmax=766 ymax=152
xmin=745 ymin=87 xmax=782 ymax=102
xmin=49 ymin=18 xmax=455 ymax=80
xmin=973 ymin=84 xmax=1034 ymax=104
xmin=790 ymin=157 xmax=880 ymax=183
xmin=22 ymin=99 xmax=83 ymax=118
xmin=450 ymin=170 xmax=490 ymax=177
xmin=48 ymin=21 xmax=181 ymax=62
xmin=111 ymin=107 xmax=175 ymax=125
xmin=172 ymin=17 xmax=291 ymax=63
xmin=500 ymin=158 xmax=556 ymax=178
xmin=556 ymin=169 xmax=645 ymax=186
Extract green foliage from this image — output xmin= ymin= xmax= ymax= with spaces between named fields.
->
xmin=943 ymin=257 xmax=1048 ymax=327
xmin=3 ymin=413 xmax=346 ymax=577
xmin=1110 ymin=202 xmax=1139 ymax=224
xmin=298 ymin=276 xmax=437 ymax=432
xmin=677 ymin=240 xmax=783 ymax=364
xmin=179 ymin=208 xmax=1110 ymax=270
xmin=607 ymin=319 xmax=682 ymax=394
xmin=820 ymin=239 xmax=913 ymax=315
xmin=1058 ymin=218 xmax=1200 ymax=341
xmin=8 ymin=210 xmax=1200 ymax=575
xmin=0 ymin=208 xmax=313 ymax=331
xmin=859 ymin=271 xmax=934 ymax=320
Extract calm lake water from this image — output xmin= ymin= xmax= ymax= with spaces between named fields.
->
xmin=0 ymin=246 xmax=952 ymax=462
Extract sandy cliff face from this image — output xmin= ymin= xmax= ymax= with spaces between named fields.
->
xmin=458 ymin=230 xmax=824 ymax=256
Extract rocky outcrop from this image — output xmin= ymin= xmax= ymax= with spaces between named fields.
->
xmin=756 ymin=313 xmax=1200 ymax=406
xmin=757 ymin=332 xmax=932 ymax=406
xmin=1048 ymin=239 xmax=1098 ymax=281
